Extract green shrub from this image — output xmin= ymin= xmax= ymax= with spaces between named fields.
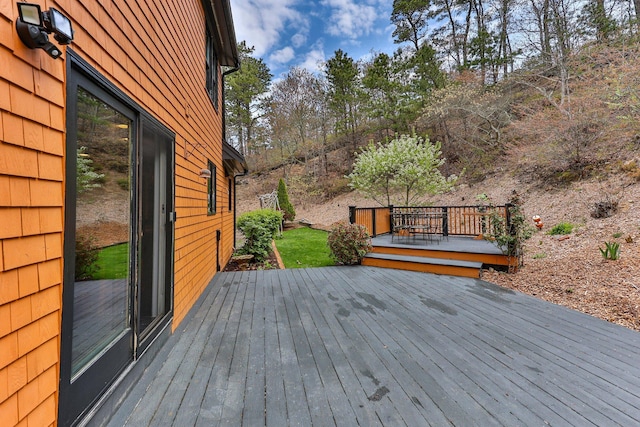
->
xmin=548 ymin=222 xmax=574 ymax=235
xmin=237 ymin=209 xmax=283 ymax=262
xmin=75 ymin=235 xmax=100 ymax=280
xmin=327 ymin=223 xmax=372 ymax=265
xmin=277 ymin=178 xmax=296 ymax=221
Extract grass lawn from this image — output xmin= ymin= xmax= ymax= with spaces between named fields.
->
xmin=275 ymin=227 xmax=334 ymax=268
xmin=93 ymin=243 xmax=129 ymax=280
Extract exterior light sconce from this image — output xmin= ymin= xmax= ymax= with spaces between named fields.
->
xmin=199 ymin=168 xmax=212 ymax=179
xmin=16 ymin=2 xmax=74 ymax=59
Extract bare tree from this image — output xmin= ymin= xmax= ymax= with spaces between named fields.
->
xmin=267 ymin=68 xmax=327 ymax=174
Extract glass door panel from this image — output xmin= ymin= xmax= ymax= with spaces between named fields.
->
xmin=138 ymin=122 xmax=172 ymax=336
xmin=71 ymin=88 xmax=132 ymax=377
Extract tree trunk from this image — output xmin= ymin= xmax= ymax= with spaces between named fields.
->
xmin=444 ymin=0 xmax=462 ymax=68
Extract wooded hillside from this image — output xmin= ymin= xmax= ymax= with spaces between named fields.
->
xmin=225 ymin=0 xmax=640 ymax=198
xmin=231 ymin=40 xmax=640 ymax=206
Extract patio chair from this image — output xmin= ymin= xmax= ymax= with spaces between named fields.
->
xmin=391 ymin=213 xmax=413 ymax=243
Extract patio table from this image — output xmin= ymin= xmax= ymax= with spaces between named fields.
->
xmin=392 ymin=212 xmax=446 ymax=243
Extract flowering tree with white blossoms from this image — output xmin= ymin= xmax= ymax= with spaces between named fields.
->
xmin=347 ymin=133 xmax=459 ymax=206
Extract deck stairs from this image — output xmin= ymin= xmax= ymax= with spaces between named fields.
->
xmin=362 ymin=235 xmax=511 ymax=279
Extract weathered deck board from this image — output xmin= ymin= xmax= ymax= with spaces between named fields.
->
xmin=105 ymin=267 xmax=640 ymax=427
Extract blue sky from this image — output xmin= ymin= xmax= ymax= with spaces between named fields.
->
xmin=231 ymin=0 xmax=397 ymax=79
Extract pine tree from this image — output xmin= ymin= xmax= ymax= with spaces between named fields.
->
xmin=277 ymin=178 xmax=296 ymax=221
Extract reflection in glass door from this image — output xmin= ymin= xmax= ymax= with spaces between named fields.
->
xmin=72 ymin=88 xmax=133 ymax=377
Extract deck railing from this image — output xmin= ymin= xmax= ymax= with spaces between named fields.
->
xmin=348 ymin=206 xmax=392 ymax=237
xmin=349 ymin=204 xmax=511 ymax=238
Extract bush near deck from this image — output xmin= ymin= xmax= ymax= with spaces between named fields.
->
xmin=238 ymin=209 xmax=284 ymax=262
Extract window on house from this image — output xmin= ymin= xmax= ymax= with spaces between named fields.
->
xmin=205 ymin=26 xmax=219 ymax=109
xmin=207 ymin=160 xmax=216 ymax=214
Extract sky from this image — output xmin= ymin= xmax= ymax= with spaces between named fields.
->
xmin=230 ymin=0 xmax=397 ymax=80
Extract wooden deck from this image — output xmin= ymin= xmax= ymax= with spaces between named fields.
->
xmin=104 ymin=267 xmax=640 ymax=426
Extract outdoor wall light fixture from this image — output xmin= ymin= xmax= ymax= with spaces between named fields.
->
xmin=16 ymin=2 xmax=74 ymax=59
xmin=199 ymin=169 xmax=212 ymax=179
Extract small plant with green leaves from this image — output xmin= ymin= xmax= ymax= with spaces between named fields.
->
xmin=327 ymin=223 xmax=372 ymax=265
xmin=548 ymin=222 xmax=574 ymax=235
xmin=533 ymin=252 xmax=547 ymax=259
xmin=599 ymin=241 xmax=621 ymax=260
xmin=483 ymin=193 xmax=533 ymax=270
xmin=258 ymin=261 xmax=275 ymax=270
xmin=612 ymin=232 xmax=623 ymax=238
xmin=237 ymin=209 xmax=284 ymax=262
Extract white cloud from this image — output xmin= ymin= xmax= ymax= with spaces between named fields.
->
xmin=269 ymin=46 xmax=295 ymax=64
xmin=298 ymin=42 xmax=326 ymax=74
xmin=321 ymin=0 xmax=379 ymax=39
xmin=232 ymin=0 xmax=301 ymax=57
xmin=291 ymin=33 xmax=307 ymax=48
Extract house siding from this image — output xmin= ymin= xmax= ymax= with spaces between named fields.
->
xmin=1 ymin=0 xmax=239 ymax=425
xmin=1 ymin=1 xmax=66 ymax=424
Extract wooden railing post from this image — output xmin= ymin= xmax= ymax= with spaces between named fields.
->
xmin=349 ymin=206 xmax=356 ymax=224
xmin=505 ymin=202 xmax=515 ymax=255
xmin=388 ymin=205 xmax=394 ymax=234
xmin=371 ymin=208 xmax=377 ymax=237
xmin=442 ymin=206 xmax=448 ymax=236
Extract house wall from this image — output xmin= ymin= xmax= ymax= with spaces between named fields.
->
xmin=1 ymin=0 xmax=236 ymax=425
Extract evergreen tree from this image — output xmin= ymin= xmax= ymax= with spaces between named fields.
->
xmin=225 ymin=41 xmax=272 ymax=156
xmin=277 ymin=178 xmax=296 ymax=221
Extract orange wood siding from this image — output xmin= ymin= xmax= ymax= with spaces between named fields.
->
xmin=1 ymin=3 xmax=66 ymax=425
xmin=1 ymin=0 xmax=238 ymax=424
